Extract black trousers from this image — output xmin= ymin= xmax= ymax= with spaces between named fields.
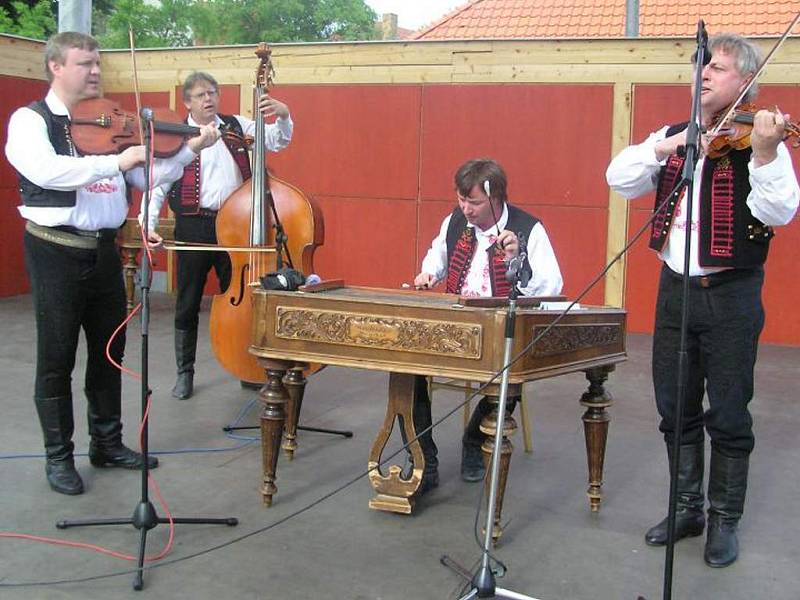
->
xmin=24 ymin=231 xmax=126 ymax=437
xmin=174 ymin=214 xmax=231 ymax=331
xmin=652 ymin=265 xmax=765 ymax=457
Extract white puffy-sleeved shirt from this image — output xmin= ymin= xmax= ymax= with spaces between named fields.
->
xmin=420 ymin=203 xmax=563 ymax=297
xmin=140 ymin=112 xmax=293 ymax=232
xmin=6 ymin=89 xmax=200 ymax=231
xmin=606 ymin=125 xmax=799 ymax=276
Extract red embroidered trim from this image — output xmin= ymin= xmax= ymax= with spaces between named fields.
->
xmin=709 ymin=159 xmax=734 ymax=257
xmin=174 ymin=135 xmax=251 ymax=214
xmin=446 ymin=229 xmax=476 ymax=294
xmin=653 ymin=155 xmax=684 ymax=241
xmin=490 ymin=245 xmax=511 ymax=297
xmin=178 ymin=157 xmax=201 ymax=212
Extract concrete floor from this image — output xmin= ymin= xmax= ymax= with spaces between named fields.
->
xmin=1 ymin=291 xmax=798 ymax=600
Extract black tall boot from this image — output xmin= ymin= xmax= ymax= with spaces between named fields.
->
xmin=704 ymin=448 xmax=749 ymax=567
xmin=645 ymin=442 xmax=705 ymax=545
xmin=172 ymin=328 xmax=197 ymax=400
xmin=34 ymin=395 xmax=83 ymax=495
xmin=86 ymin=389 xmax=158 ymax=470
xmin=461 ymin=397 xmax=491 ymax=482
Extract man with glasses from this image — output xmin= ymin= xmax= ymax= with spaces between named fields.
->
xmin=411 ymin=158 xmax=562 ymax=492
xmin=139 ymin=71 xmax=293 ymax=400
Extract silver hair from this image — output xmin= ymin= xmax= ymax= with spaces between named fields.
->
xmin=705 ymin=33 xmax=763 ymax=102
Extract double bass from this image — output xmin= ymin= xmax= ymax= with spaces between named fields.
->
xmin=209 ymin=44 xmax=323 ymax=384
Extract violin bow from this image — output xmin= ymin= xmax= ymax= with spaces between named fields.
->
xmin=128 ymin=26 xmax=145 ymax=144
xmin=709 ymin=11 xmax=800 ymax=136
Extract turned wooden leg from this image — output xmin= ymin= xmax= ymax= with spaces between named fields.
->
xmin=121 ymin=247 xmax=140 ymax=313
xmin=282 ymin=364 xmax=308 ymax=460
xmin=368 ymin=372 xmax=424 ymax=514
xmin=258 ymin=358 xmax=291 ymax=507
xmin=480 ymin=383 xmax=520 ymax=545
xmin=581 ymin=365 xmax=614 ymax=512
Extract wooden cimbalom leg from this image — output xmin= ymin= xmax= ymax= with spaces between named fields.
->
xmin=256 ymin=358 xmax=290 ymax=507
xmin=367 ymin=372 xmax=426 ymax=514
xmin=581 ymin=365 xmax=614 ymax=512
xmin=480 ymin=382 xmax=522 ymax=545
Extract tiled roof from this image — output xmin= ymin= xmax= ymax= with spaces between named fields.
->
xmin=413 ymin=0 xmax=799 ymax=39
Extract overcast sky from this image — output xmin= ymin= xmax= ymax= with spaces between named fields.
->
xmin=364 ymin=0 xmax=467 ymax=31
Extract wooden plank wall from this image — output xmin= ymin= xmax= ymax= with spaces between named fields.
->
xmin=1 ymin=35 xmax=798 ymax=344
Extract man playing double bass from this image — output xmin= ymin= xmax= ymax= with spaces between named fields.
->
xmin=5 ymin=32 xmax=220 ymax=496
xmin=607 ymin=33 xmax=799 ymax=567
xmin=140 ymin=71 xmax=293 ymax=400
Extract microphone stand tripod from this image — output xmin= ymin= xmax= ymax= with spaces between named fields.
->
xmin=56 ymin=112 xmax=238 ymax=592
xmin=651 ymin=20 xmax=708 ymax=600
xmin=443 ymin=240 xmax=542 ymax=600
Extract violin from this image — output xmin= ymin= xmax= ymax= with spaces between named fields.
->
xmin=69 ymin=97 xmax=249 ymax=157
xmin=705 ymin=103 xmax=800 ymax=159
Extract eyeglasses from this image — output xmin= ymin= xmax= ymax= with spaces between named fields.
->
xmin=189 ymin=89 xmax=218 ymax=101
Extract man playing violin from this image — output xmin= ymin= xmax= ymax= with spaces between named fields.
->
xmin=607 ymin=33 xmax=799 ymax=567
xmin=4 ymin=32 xmax=220 ymax=496
xmin=411 ymin=158 xmax=562 ymax=492
xmin=139 ymin=71 xmax=293 ymax=400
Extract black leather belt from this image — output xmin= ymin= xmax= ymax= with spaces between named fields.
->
xmin=26 ymin=221 xmax=118 ymax=249
xmin=196 ymin=208 xmax=218 ymax=218
xmin=665 ymin=266 xmax=757 ymax=288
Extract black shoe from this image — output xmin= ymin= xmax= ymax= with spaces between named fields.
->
xmin=417 ymin=470 xmax=440 ymax=496
xmin=704 ymin=516 xmax=739 ymax=567
xmin=45 ymin=459 xmax=84 ymax=495
xmin=172 ymin=371 xmax=194 ymax=400
xmin=644 ymin=510 xmax=705 ymax=546
xmin=461 ymin=444 xmax=485 ymax=482
xmin=89 ymin=444 xmax=159 ymax=470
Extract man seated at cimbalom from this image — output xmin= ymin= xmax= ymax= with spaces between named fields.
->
xmin=411 ymin=158 xmax=563 ymax=493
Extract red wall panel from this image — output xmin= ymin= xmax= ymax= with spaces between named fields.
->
xmin=626 ymin=84 xmax=800 ymax=345
xmin=267 ymin=84 xmax=422 ymax=200
xmin=311 ymin=195 xmax=418 ymax=287
xmin=419 ymin=84 xmax=614 ymax=208
xmin=0 ymin=76 xmax=50 ymax=295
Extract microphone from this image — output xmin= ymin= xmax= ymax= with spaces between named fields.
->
xmin=693 ymin=20 xmax=712 ymax=66
xmin=140 ymin=107 xmax=154 ymax=122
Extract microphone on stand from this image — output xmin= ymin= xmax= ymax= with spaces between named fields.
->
xmin=140 ymin=107 xmax=154 ymax=122
xmin=692 ymin=20 xmax=712 ymax=66
xmin=505 ymin=233 xmax=532 ymax=288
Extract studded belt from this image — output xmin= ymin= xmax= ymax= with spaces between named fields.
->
xmin=25 ymin=221 xmax=118 ymax=249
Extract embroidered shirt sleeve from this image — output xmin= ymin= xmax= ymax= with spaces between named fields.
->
xmin=746 ymin=142 xmax=800 ymax=226
xmin=606 ymin=127 xmax=670 ymax=200
xmin=419 ymin=214 xmax=452 ymax=281
xmin=518 ymin=222 xmax=564 ymax=297
xmin=237 ymin=114 xmax=293 ymax=153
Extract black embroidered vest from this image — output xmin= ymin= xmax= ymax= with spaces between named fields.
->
xmin=167 ymin=114 xmax=251 ymax=216
xmin=444 ymin=204 xmax=539 ymax=296
xmin=650 ymin=122 xmax=773 ymax=268
xmin=17 ymin=100 xmax=76 ymax=207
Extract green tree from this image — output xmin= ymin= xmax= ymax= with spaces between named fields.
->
xmin=97 ymin=0 xmax=194 ymax=48
xmin=0 ymin=0 xmax=56 ymax=39
xmin=192 ymin=0 xmax=378 ymax=45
